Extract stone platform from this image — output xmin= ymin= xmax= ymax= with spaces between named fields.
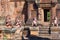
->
xmin=0 ymin=26 xmax=60 ymax=40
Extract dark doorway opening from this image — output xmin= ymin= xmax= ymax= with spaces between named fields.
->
xmin=44 ymin=9 xmax=50 ymax=22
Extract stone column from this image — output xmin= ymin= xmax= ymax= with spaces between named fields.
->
xmin=50 ymin=6 xmax=57 ymax=27
xmin=38 ymin=8 xmax=41 ymax=20
xmin=38 ymin=8 xmax=44 ymax=24
xmin=28 ymin=3 xmax=31 ymax=19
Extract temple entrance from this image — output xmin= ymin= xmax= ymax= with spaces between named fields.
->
xmin=44 ymin=9 xmax=50 ymax=22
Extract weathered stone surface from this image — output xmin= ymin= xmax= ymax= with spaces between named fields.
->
xmin=50 ymin=33 xmax=59 ymax=39
xmin=51 ymin=27 xmax=59 ymax=33
xmin=31 ymin=31 xmax=39 ymax=36
xmin=30 ymin=27 xmax=39 ymax=31
xmin=0 ymin=0 xmax=25 ymax=21
xmin=39 ymin=34 xmax=50 ymax=38
xmin=0 ymin=0 xmax=58 ymax=26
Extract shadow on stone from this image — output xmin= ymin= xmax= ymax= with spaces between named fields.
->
xmin=22 ymin=35 xmax=50 ymax=40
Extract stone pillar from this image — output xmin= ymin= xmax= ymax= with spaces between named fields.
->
xmin=50 ymin=7 xmax=53 ymax=26
xmin=52 ymin=5 xmax=57 ymax=19
xmin=38 ymin=8 xmax=41 ymax=20
xmin=28 ymin=3 xmax=31 ymax=19
xmin=50 ymin=5 xmax=57 ymax=27
xmin=38 ymin=8 xmax=44 ymax=24
xmin=28 ymin=2 xmax=34 ymax=19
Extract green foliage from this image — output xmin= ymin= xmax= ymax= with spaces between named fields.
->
xmin=47 ymin=12 xmax=50 ymax=21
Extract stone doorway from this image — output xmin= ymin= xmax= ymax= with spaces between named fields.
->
xmin=44 ymin=9 xmax=50 ymax=22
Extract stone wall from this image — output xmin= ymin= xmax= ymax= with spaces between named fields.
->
xmin=0 ymin=0 xmax=25 ymax=20
xmin=0 ymin=0 xmax=59 ymax=25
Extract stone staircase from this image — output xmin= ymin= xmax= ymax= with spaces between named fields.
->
xmin=38 ymin=26 xmax=60 ymax=40
xmin=30 ymin=26 xmax=60 ymax=40
xmin=39 ymin=26 xmax=50 ymax=38
xmin=29 ymin=26 xmax=50 ymax=38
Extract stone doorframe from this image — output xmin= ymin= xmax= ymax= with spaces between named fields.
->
xmin=38 ymin=8 xmax=51 ymax=26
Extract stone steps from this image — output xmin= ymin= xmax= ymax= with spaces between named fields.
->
xmin=39 ymin=26 xmax=49 ymax=34
xmin=39 ymin=34 xmax=50 ymax=38
xmin=30 ymin=26 xmax=50 ymax=38
xmin=39 ymin=28 xmax=49 ymax=30
xmin=1 ymin=26 xmax=60 ymax=40
xmin=38 ymin=27 xmax=60 ymax=39
xmin=39 ymin=34 xmax=49 ymax=36
xmin=37 ymin=26 xmax=51 ymax=39
xmin=39 ymin=31 xmax=49 ymax=34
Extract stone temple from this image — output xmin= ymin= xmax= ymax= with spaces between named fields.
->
xmin=0 ymin=0 xmax=60 ymax=40
xmin=0 ymin=0 xmax=60 ymax=26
